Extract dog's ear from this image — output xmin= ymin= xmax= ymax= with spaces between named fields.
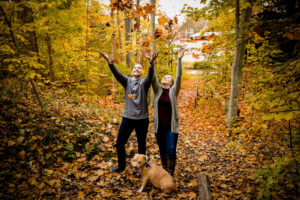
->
xmin=143 ymin=155 xmax=147 ymax=162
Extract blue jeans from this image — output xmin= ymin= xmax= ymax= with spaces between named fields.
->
xmin=117 ymin=117 xmax=149 ymax=168
xmin=155 ymin=125 xmax=178 ymax=160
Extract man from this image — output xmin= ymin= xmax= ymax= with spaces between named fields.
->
xmin=99 ymin=50 xmax=158 ymax=172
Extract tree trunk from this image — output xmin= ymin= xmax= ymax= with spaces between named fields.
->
xmin=117 ymin=10 xmax=124 ymax=62
xmin=111 ymin=18 xmax=116 ymax=101
xmin=198 ymin=172 xmax=211 ymax=200
xmin=227 ymin=0 xmax=252 ymax=135
xmin=135 ymin=0 xmax=141 ymax=63
xmin=17 ymin=1 xmax=44 ymax=110
xmin=125 ymin=9 xmax=132 ymax=68
xmin=149 ymin=0 xmax=156 ymax=107
xmin=30 ymin=78 xmax=44 ymax=110
xmin=45 ymin=33 xmax=55 ymax=82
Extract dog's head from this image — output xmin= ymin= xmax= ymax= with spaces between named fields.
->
xmin=131 ymin=154 xmax=147 ymax=173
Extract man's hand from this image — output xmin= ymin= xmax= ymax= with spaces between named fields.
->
xmin=99 ymin=51 xmax=112 ymax=65
xmin=141 ymin=49 xmax=158 ymax=65
xmin=178 ymin=48 xmax=185 ymax=59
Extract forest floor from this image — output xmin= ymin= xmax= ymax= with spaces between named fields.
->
xmin=0 ymin=74 xmax=287 ymax=199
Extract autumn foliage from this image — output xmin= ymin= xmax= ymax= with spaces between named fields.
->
xmin=0 ymin=0 xmax=299 ymax=199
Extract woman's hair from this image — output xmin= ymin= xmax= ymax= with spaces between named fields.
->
xmin=163 ymin=75 xmax=174 ymax=86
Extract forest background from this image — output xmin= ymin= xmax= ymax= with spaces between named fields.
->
xmin=0 ymin=0 xmax=299 ymax=199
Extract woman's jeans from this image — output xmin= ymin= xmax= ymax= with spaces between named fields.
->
xmin=117 ymin=117 xmax=149 ymax=168
xmin=155 ymin=125 xmax=178 ymax=160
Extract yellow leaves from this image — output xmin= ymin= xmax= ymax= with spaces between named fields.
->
xmin=15 ymin=173 xmax=22 ymax=178
xmin=198 ymin=154 xmax=208 ymax=162
xmin=78 ymin=191 xmax=85 ymax=199
xmin=178 ymin=192 xmax=197 ymax=199
xmin=187 ymin=179 xmax=198 ymax=187
xmin=44 ymin=169 xmax=54 ymax=176
xmin=28 ymin=177 xmax=37 ymax=185
xmin=19 ymin=150 xmax=26 ymax=160
xmin=262 ymin=111 xmax=296 ymax=121
xmin=88 ymin=175 xmax=99 ymax=182
xmin=0 ymin=44 xmax=15 ymax=54
xmin=38 ymin=182 xmax=45 ymax=189
xmin=17 ymin=136 xmax=25 ymax=143
xmin=8 ymin=140 xmax=16 ymax=147
xmin=95 ymin=169 xmax=105 ymax=176
xmin=48 ymin=179 xmax=56 ymax=186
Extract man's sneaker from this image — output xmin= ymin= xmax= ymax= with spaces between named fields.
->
xmin=110 ymin=166 xmax=125 ymax=173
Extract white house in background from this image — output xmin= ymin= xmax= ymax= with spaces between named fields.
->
xmin=174 ymin=31 xmax=219 ymax=65
xmin=185 ymin=28 xmax=194 ymax=38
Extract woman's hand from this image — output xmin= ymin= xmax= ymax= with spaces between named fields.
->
xmin=141 ymin=50 xmax=158 ymax=64
xmin=178 ymin=49 xmax=185 ymax=59
xmin=99 ymin=51 xmax=112 ymax=64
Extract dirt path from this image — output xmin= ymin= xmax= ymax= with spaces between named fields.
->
xmin=1 ymin=74 xmax=266 ymax=200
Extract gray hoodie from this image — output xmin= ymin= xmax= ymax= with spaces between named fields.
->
xmin=152 ymin=58 xmax=182 ymax=133
xmin=109 ymin=63 xmax=154 ymax=120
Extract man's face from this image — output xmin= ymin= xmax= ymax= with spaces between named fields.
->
xmin=161 ymin=75 xmax=173 ymax=86
xmin=132 ymin=64 xmax=143 ymax=77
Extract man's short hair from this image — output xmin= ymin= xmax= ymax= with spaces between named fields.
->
xmin=133 ymin=63 xmax=142 ymax=69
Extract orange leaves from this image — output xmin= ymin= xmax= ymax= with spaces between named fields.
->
xmin=174 ymin=16 xmax=178 ymax=24
xmin=154 ymin=28 xmax=162 ymax=39
xmin=192 ymin=53 xmax=199 ymax=59
xmin=207 ymin=33 xmax=216 ymax=41
xmin=158 ymin=16 xmax=168 ymax=25
xmin=141 ymin=37 xmax=154 ymax=48
xmin=201 ymin=44 xmax=213 ymax=53
xmin=143 ymin=3 xmax=155 ymax=15
xmin=133 ymin=22 xmax=140 ymax=32
xmin=112 ymin=56 xmax=119 ymax=64
xmin=110 ymin=0 xmax=133 ymax=12
xmin=113 ymin=40 xmax=119 ymax=48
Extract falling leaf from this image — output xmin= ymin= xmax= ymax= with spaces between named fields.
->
xmin=143 ymin=3 xmax=154 ymax=14
xmin=158 ymin=16 xmax=168 ymax=25
xmin=112 ymin=57 xmax=119 ymax=64
xmin=113 ymin=40 xmax=119 ymax=48
xmin=192 ymin=53 xmax=199 ymax=59
xmin=174 ymin=16 xmax=178 ymax=24
xmin=134 ymin=23 xmax=140 ymax=31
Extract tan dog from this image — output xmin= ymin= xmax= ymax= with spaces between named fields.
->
xmin=131 ymin=154 xmax=177 ymax=193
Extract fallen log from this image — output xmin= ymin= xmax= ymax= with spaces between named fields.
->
xmin=198 ymin=172 xmax=211 ymax=200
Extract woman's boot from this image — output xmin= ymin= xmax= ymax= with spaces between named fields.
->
xmin=160 ymin=154 xmax=168 ymax=171
xmin=167 ymin=159 xmax=176 ymax=176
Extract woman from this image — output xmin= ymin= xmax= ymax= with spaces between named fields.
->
xmin=151 ymin=49 xmax=184 ymax=176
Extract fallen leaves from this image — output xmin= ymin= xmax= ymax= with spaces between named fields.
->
xmin=0 ymin=71 xmax=291 ymax=199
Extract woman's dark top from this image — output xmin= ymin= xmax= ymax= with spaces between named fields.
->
xmin=158 ymin=88 xmax=172 ymax=126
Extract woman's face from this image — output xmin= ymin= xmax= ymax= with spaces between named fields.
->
xmin=161 ymin=75 xmax=173 ymax=86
